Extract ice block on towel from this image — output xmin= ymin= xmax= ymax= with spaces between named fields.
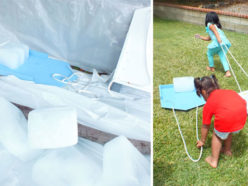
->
xmin=0 ymin=49 xmax=76 ymax=87
xmin=0 ymin=41 xmax=29 ymax=69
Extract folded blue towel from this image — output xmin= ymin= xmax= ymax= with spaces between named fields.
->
xmin=159 ymin=84 xmax=205 ymax=111
xmin=0 ymin=50 xmax=75 ymax=87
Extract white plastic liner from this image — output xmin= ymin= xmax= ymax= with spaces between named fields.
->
xmin=0 ymin=147 xmax=38 ymax=186
xmin=108 ymin=7 xmax=152 ymax=93
xmin=32 ymin=146 xmax=102 ymax=186
xmin=0 ymin=74 xmax=150 ymax=142
xmin=0 ymin=137 xmax=150 ymax=186
xmin=101 ymin=136 xmax=150 ymax=186
xmin=0 ymin=138 xmax=104 ymax=186
xmin=0 ymin=0 xmax=150 ymax=73
xmin=0 ymin=0 xmax=151 ymax=142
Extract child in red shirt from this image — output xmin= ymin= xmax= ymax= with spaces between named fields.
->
xmin=194 ymin=75 xmax=247 ymax=168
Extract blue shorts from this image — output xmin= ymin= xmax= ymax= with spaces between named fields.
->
xmin=214 ymin=128 xmax=241 ymax=140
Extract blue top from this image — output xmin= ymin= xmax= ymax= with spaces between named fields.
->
xmin=206 ymin=23 xmax=231 ymax=49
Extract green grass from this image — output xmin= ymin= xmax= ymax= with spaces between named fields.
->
xmin=153 ymin=17 xmax=248 ymax=185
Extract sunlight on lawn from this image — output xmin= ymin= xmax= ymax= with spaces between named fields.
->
xmin=153 ymin=17 xmax=248 ymax=185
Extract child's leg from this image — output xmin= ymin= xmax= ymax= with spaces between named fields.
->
xmin=207 ymin=49 xmax=215 ymax=70
xmin=218 ymin=48 xmax=231 ymax=76
xmin=223 ymin=133 xmax=232 ymax=156
xmin=205 ymin=131 xmax=222 ymax=168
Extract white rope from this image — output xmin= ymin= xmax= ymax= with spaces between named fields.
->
xmin=223 ymin=44 xmax=248 ymax=78
xmin=52 ymin=72 xmax=94 ymax=94
xmin=172 ymin=106 xmax=203 ymax=162
xmin=220 ymin=44 xmax=242 ymax=92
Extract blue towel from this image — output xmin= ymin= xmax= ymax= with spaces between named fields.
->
xmin=0 ymin=50 xmax=75 ymax=87
xmin=159 ymin=84 xmax=205 ymax=111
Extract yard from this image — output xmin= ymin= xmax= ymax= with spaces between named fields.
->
xmin=153 ymin=17 xmax=248 ymax=185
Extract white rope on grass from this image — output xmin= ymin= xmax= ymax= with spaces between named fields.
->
xmin=172 ymin=106 xmax=203 ymax=162
xmin=220 ymin=44 xmax=242 ymax=93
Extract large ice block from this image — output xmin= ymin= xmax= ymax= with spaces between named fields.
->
xmin=101 ymin=136 xmax=150 ymax=186
xmin=32 ymin=146 xmax=102 ymax=186
xmin=0 ymin=41 xmax=29 ymax=69
xmin=173 ymin=76 xmax=195 ymax=92
xmin=0 ymin=97 xmax=41 ymax=161
xmin=28 ymin=106 xmax=78 ymax=149
xmin=0 ymin=144 xmax=43 ymax=186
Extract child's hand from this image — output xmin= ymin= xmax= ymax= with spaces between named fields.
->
xmin=196 ymin=140 xmax=204 ymax=148
xmin=218 ymin=38 xmax=222 ymax=44
xmin=195 ymin=34 xmax=201 ymax=39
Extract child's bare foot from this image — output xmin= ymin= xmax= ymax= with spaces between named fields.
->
xmin=205 ymin=156 xmax=218 ymax=168
xmin=206 ymin=66 xmax=215 ymax=72
xmin=221 ymin=148 xmax=232 ymax=156
xmin=224 ymin=150 xmax=232 ymax=156
xmin=224 ymin=71 xmax=231 ymax=77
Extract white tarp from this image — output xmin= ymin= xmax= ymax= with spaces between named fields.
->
xmin=0 ymin=1 xmax=151 ymax=142
xmin=0 ymin=0 xmax=150 ymax=73
xmin=0 ymin=74 xmax=150 ymax=142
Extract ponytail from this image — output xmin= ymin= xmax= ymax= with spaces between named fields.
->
xmin=194 ymin=77 xmax=202 ymax=97
xmin=194 ymin=75 xmax=220 ymax=97
xmin=211 ymin=74 xmax=220 ymax=89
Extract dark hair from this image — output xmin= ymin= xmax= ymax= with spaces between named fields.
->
xmin=194 ymin=75 xmax=220 ymax=97
xmin=205 ymin=12 xmax=222 ymax=29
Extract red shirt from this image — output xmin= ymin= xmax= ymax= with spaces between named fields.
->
xmin=203 ymin=89 xmax=247 ymax=132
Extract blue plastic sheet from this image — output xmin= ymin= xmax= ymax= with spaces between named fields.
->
xmin=0 ymin=50 xmax=75 ymax=87
xmin=159 ymin=84 xmax=205 ymax=111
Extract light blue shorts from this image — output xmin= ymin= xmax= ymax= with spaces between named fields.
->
xmin=214 ymin=128 xmax=241 ymax=140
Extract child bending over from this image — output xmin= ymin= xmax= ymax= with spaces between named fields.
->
xmin=194 ymin=75 xmax=247 ymax=168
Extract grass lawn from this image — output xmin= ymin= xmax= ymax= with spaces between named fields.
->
xmin=153 ymin=17 xmax=248 ymax=185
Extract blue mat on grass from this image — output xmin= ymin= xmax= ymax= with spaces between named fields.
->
xmin=159 ymin=84 xmax=205 ymax=111
xmin=0 ymin=50 xmax=75 ymax=87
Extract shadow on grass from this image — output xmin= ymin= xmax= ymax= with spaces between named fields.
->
xmin=213 ymin=61 xmax=224 ymax=73
xmin=153 ymin=160 xmax=173 ymax=186
xmin=232 ymin=130 xmax=248 ymax=157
